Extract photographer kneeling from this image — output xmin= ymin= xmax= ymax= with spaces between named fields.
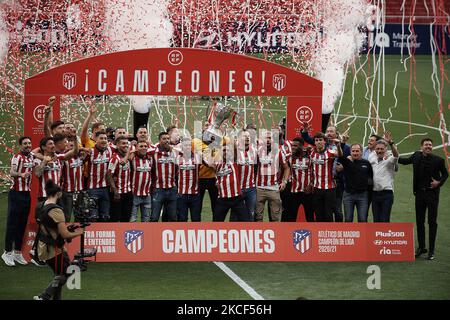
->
xmin=33 ymin=180 xmax=84 ymax=300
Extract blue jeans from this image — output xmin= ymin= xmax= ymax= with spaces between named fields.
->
xmin=372 ymin=190 xmax=394 ymax=222
xmin=151 ymin=187 xmax=177 ymax=222
xmin=130 ymin=195 xmax=152 ymax=222
xmin=241 ymin=188 xmax=256 ymax=221
xmin=87 ymin=188 xmax=110 ymax=221
xmin=177 ymin=194 xmax=202 ymax=222
xmin=343 ymin=191 xmax=369 ymax=222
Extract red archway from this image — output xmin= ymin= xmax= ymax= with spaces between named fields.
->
xmin=22 ymin=48 xmax=322 ymax=258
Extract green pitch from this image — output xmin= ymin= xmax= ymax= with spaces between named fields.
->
xmin=0 ymin=54 xmax=449 ymax=300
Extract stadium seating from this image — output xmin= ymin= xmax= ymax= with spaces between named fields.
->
xmin=385 ymin=0 xmax=449 ymax=24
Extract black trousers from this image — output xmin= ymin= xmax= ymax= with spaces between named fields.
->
xmin=333 ymin=184 xmax=344 ymax=222
xmin=313 ymin=188 xmax=336 ymax=222
xmin=5 ymin=190 xmax=31 ymax=252
xmin=41 ymin=252 xmax=71 ymax=300
xmin=110 ymin=192 xmax=133 ymax=222
xmin=280 ymin=183 xmax=291 ymax=221
xmin=415 ymin=189 xmax=440 ymax=253
xmin=199 ymin=178 xmax=219 ymax=216
xmin=282 ymin=192 xmax=315 ymax=222
xmin=214 ymin=196 xmax=248 ymax=222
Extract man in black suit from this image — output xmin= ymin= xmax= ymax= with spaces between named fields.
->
xmin=398 ymin=138 xmax=448 ymax=260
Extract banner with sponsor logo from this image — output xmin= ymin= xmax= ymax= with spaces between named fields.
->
xmin=366 ymin=24 xmax=450 ymax=55
xmin=60 ymin=222 xmax=414 ymax=262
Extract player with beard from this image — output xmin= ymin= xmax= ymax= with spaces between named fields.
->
xmin=2 ymin=137 xmax=35 ymax=267
xmin=149 ymin=132 xmax=178 ymax=222
xmin=255 ymin=131 xmax=290 ymax=222
xmin=60 ymin=137 xmax=89 ymax=222
xmin=108 ymin=137 xmax=133 ymax=222
xmin=301 ymin=122 xmax=350 ymax=222
xmin=236 ymin=129 xmax=257 ymax=221
xmin=284 ymin=137 xmax=315 ymax=222
xmin=309 ymin=132 xmax=341 ymax=222
xmin=204 ymin=142 xmax=248 ymax=222
xmin=33 ymin=137 xmax=79 ymax=202
xmin=85 ymin=130 xmax=113 ymax=222
xmin=130 ymin=141 xmax=153 ymax=222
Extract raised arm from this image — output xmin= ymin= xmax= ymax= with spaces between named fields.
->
xmin=202 ymin=146 xmax=216 ymax=169
xmin=384 ymin=131 xmax=398 ymax=158
xmin=301 ymin=121 xmax=315 ymax=146
xmin=398 ymin=153 xmax=414 ymax=165
xmin=334 ymin=138 xmax=343 ymax=158
xmin=81 ymin=100 xmax=97 ymax=145
xmin=43 ymin=96 xmax=56 ymax=137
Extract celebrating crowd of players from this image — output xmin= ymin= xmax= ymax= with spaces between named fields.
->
xmin=2 ymin=96 xmax=448 ymax=266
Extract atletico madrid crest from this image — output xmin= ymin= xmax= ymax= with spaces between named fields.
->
xmin=62 ymin=72 xmax=76 ymax=90
xmin=293 ymin=230 xmax=311 ymax=254
xmin=124 ymin=230 xmax=144 ymax=254
xmin=272 ymin=74 xmax=286 ymax=91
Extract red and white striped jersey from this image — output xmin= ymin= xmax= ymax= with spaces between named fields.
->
xmin=131 ymin=154 xmax=153 ymax=196
xmin=176 ymin=154 xmax=200 ymax=195
xmin=109 ymin=141 xmax=117 ymax=152
xmin=33 ymin=154 xmax=64 ymax=198
xmin=282 ymin=140 xmax=293 ymax=158
xmin=256 ymin=147 xmax=286 ymax=188
xmin=61 ymin=156 xmax=85 ymax=192
xmin=237 ymin=148 xmax=257 ymax=189
xmin=86 ymin=146 xmax=113 ymax=189
xmin=147 ymin=143 xmax=157 ymax=153
xmin=10 ymin=152 xmax=34 ymax=192
xmin=151 ymin=147 xmax=177 ymax=189
xmin=310 ymin=148 xmax=337 ymax=189
xmin=215 ymin=162 xmax=241 ymax=198
xmin=108 ymin=153 xmax=132 ymax=194
xmin=289 ymin=155 xmax=312 ymax=193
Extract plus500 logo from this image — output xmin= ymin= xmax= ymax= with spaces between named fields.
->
xmin=375 ymin=231 xmax=405 ymax=237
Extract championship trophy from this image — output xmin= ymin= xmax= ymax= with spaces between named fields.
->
xmin=203 ymin=102 xmax=234 ymax=145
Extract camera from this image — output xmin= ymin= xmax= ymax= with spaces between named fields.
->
xmin=73 ymin=190 xmax=98 ymax=223
xmin=71 ymin=191 xmax=98 ymax=271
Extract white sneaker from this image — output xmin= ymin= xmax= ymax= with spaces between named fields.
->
xmin=12 ymin=252 xmax=28 ymax=265
xmin=1 ymin=251 xmax=15 ymax=267
xmin=33 ymin=296 xmax=43 ymax=300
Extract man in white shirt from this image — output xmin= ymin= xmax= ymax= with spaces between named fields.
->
xmin=369 ymin=132 xmax=398 ymax=222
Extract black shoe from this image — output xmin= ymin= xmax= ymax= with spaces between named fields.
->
xmin=415 ymin=248 xmax=428 ymax=258
xmin=426 ymin=253 xmax=435 ymax=260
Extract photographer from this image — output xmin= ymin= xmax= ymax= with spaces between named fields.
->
xmin=33 ymin=180 xmax=84 ymax=300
